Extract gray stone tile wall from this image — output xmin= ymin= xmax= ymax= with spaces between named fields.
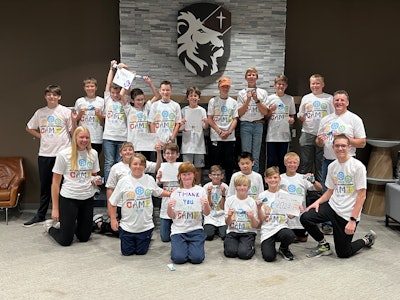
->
xmin=120 ymin=0 xmax=286 ymax=96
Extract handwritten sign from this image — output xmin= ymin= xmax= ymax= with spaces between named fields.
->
xmin=272 ymin=193 xmax=303 ymax=216
xmin=113 ymin=68 xmax=135 ymax=89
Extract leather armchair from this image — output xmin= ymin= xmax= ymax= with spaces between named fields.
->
xmin=0 ymin=157 xmax=25 ymax=224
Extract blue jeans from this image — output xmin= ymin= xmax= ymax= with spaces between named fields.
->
xmin=240 ymin=121 xmax=264 ymax=173
xmin=160 ymin=218 xmax=173 ymax=242
xmin=103 ymin=139 xmax=123 ymax=183
xmin=170 ymin=229 xmax=206 ymax=264
xmin=119 ymin=227 xmax=153 ymax=256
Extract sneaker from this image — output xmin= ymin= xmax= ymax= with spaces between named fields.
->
xmin=23 ymin=216 xmax=45 ymax=227
xmin=321 ymin=224 xmax=333 ymax=235
xmin=43 ymin=219 xmax=61 ymax=232
xmin=363 ymin=230 xmax=377 ymax=248
xmin=279 ymin=247 xmax=294 ymax=261
xmin=307 ymin=242 xmax=332 ymax=258
xmin=92 ymin=214 xmax=103 ymax=232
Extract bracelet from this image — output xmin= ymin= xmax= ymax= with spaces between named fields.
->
xmin=218 ymin=130 xmax=223 ymax=135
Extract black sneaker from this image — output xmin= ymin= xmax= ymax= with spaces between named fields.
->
xmin=363 ymin=230 xmax=377 ymax=247
xmin=279 ymin=247 xmax=294 ymax=261
xmin=23 ymin=216 xmax=45 ymax=227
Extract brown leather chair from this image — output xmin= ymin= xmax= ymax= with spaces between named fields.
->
xmin=0 ymin=157 xmax=25 ymax=224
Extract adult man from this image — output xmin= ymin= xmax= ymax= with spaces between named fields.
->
xmin=300 ymin=134 xmax=376 ymax=258
xmin=315 ymin=90 xmax=366 ymax=234
xmin=316 ymin=90 xmax=367 ymax=187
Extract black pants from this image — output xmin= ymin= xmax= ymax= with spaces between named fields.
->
xmin=208 ymin=141 xmax=236 ymax=183
xmin=37 ymin=156 xmax=56 ymax=220
xmin=300 ymin=202 xmax=365 ymax=258
xmin=261 ymin=228 xmax=296 ymax=262
xmin=49 ymin=195 xmax=94 ymax=246
xmin=224 ymin=232 xmax=256 ymax=260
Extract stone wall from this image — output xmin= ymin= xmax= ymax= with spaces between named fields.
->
xmin=119 ymin=0 xmax=286 ymax=96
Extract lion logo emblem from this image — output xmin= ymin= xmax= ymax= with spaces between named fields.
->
xmin=177 ymin=3 xmax=231 ymax=77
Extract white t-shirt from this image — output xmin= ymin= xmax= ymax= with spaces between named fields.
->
xmin=124 ymin=103 xmax=150 ymax=149
xmin=74 ymin=96 xmax=105 ymax=144
xmin=158 ymin=162 xmax=182 ymax=219
xmin=203 ymin=181 xmax=229 ymax=226
xmin=102 ymin=92 xmax=127 ymax=141
xmin=318 ymin=110 xmax=367 ymax=160
xmin=109 ymin=174 xmax=163 ymax=233
xmin=170 ymin=185 xmax=208 ymax=235
xmin=52 ymin=147 xmax=100 ymax=200
xmin=207 ymin=96 xmax=238 ymax=141
xmin=224 ymin=195 xmax=258 ymax=234
xmin=27 ymin=104 xmax=72 ymax=157
xmin=297 ymin=93 xmax=334 ymax=135
xmin=326 ymin=157 xmax=367 ymax=221
xmin=105 ymin=160 xmax=159 ymax=189
xmin=148 ymin=100 xmax=181 ymax=143
xmin=227 ymin=171 xmax=264 ymax=200
xmin=181 ymin=106 xmax=207 ymax=154
xmin=266 ymin=94 xmax=296 ymax=142
xmin=237 ymin=87 xmax=268 ymax=122
xmin=258 ymin=190 xmax=291 ymax=242
xmin=280 ymin=173 xmax=316 ymax=229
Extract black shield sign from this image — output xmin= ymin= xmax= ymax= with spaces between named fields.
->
xmin=177 ymin=3 xmax=231 ymax=77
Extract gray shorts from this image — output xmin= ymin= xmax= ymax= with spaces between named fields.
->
xmin=182 ymin=154 xmax=205 ymax=168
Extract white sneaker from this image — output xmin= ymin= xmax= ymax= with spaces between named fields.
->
xmin=43 ymin=219 xmax=60 ymax=231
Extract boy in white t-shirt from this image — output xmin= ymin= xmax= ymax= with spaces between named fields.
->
xmin=73 ymin=77 xmax=105 ymax=154
xmin=279 ymin=152 xmax=322 ymax=243
xmin=156 ymin=142 xmax=182 ymax=242
xmin=24 ymin=85 xmax=73 ymax=227
xmin=180 ymin=86 xmax=209 ymax=184
xmin=257 ymin=167 xmax=298 ymax=262
xmin=109 ymin=153 xmax=171 ymax=256
xmin=203 ymin=165 xmax=229 ymax=240
xmin=92 ymin=141 xmax=162 ymax=236
xmin=227 ymin=152 xmax=264 ymax=201
xmin=224 ymin=175 xmax=259 ymax=260
xmin=265 ymin=75 xmax=296 ymax=173
xmin=148 ymin=80 xmax=181 ymax=144
xmin=102 ymin=60 xmax=128 ymax=182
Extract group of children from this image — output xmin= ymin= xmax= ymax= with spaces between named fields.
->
xmin=25 ymin=60 xmax=373 ymax=264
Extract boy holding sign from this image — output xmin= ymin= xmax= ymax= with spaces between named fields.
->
xmin=257 ymin=167 xmax=298 ymax=262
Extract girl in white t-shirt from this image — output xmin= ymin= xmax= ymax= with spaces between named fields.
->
xmin=45 ymin=126 xmax=103 ymax=246
xmin=167 ymin=162 xmax=211 ymax=264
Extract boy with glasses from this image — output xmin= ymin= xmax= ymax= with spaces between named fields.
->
xmin=203 ymin=165 xmax=229 ymax=240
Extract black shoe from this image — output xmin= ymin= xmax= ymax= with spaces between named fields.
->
xmin=279 ymin=247 xmax=294 ymax=261
xmin=92 ymin=214 xmax=103 ymax=232
xmin=23 ymin=216 xmax=45 ymax=227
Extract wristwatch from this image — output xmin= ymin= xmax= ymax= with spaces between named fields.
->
xmin=350 ymin=216 xmax=357 ymax=222
xmin=255 ymin=99 xmax=260 ymax=104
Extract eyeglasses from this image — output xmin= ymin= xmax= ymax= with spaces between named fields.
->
xmin=210 ymin=174 xmax=222 ymax=177
xmin=333 ymin=144 xmax=349 ymax=149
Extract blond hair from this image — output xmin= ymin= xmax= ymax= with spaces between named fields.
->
xmin=233 ymin=174 xmax=251 ymax=187
xmin=284 ymin=152 xmax=300 ymax=164
xmin=264 ymin=166 xmax=280 ymax=178
xmin=245 ymin=67 xmax=258 ymax=79
xmin=310 ymin=74 xmax=324 ymax=83
xmin=70 ymin=126 xmax=92 ymax=170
